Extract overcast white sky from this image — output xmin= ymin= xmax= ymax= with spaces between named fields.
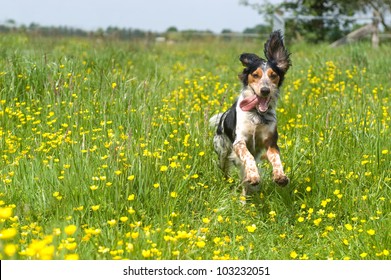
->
xmin=0 ymin=0 xmax=274 ymax=33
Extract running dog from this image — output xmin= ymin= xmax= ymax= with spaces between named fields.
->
xmin=210 ymin=30 xmax=291 ymax=197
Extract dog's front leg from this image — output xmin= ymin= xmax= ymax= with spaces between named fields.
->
xmin=233 ymin=139 xmax=260 ymax=186
xmin=266 ymin=146 xmax=289 ymax=186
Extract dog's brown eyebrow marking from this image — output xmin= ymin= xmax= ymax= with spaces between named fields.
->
xmin=266 ymin=68 xmax=280 ymax=85
xmin=248 ymin=68 xmax=263 ymax=83
xmin=248 ymin=68 xmax=280 ymax=86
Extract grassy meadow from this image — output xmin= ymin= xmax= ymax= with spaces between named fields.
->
xmin=0 ymin=34 xmax=390 ymax=260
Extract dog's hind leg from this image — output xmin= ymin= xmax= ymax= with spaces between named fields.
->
xmin=213 ymin=134 xmax=232 ymax=177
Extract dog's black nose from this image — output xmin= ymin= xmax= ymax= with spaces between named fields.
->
xmin=261 ymin=87 xmax=270 ymax=96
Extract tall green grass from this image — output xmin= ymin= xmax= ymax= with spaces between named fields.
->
xmin=0 ymin=34 xmax=390 ymax=260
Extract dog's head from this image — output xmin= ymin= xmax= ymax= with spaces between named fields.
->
xmin=238 ymin=30 xmax=291 ymax=113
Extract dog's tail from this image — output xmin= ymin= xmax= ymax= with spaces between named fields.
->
xmin=209 ymin=113 xmax=224 ymax=129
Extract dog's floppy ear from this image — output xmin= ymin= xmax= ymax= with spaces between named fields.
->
xmin=239 ymin=53 xmax=260 ymax=67
xmin=238 ymin=53 xmax=260 ymax=84
xmin=239 ymin=53 xmax=261 ymax=84
xmin=264 ymin=30 xmax=291 ymax=74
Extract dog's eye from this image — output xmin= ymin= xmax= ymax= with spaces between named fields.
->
xmin=252 ymin=73 xmax=260 ymax=78
xmin=269 ymin=72 xmax=278 ymax=79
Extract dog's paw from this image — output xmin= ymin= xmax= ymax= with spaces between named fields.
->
xmin=273 ymin=174 xmax=289 ymax=186
xmin=243 ymin=171 xmax=261 ymax=186
xmin=241 ymin=181 xmax=260 ymax=202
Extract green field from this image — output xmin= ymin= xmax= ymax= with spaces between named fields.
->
xmin=0 ymin=34 xmax=390 ymax=260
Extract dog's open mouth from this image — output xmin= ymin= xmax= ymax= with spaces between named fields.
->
xmin=239 ymin=95 xmax=270 ymax=113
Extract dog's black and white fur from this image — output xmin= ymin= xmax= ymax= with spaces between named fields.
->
xmin=210 ymin=30 xmax=291 ymax=197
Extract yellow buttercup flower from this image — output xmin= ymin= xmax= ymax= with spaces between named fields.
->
xmin=0 ymin=207 xmax=13 ymax=219
xmin=107 ymin=219 xmax=117 ymax=226
xmin=290 ymin=251 xmax=298 ymax=259
xmin=246 ymin=224 xmax=257 ymax=233
xmin=4 ymin=244 xmax=17 ymax=257
xmin=142 ymin=250 xmax=151 ymax=258
xmin=160 ymin=165 xmax=168 ymax=172
xmin=0 ymin=228 xmax=17 ymax=240
xmin=64 ymin=225 xmax=77 ymax=236
xmin=313 ymin=218 xmax=322 ymax=226
xmin=65 ymin=254 xmax=79 ymax=260
xmin=345 ymin=224 xmax=353 ymax=231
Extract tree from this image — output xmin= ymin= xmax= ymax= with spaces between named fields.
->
xmin=240 ymin=0 xmax=390 ymax=42
xmin=335 ymin=0 xmax=391 ymax=31
xmin=166 ymin=26 xmax=178 ymax=33
xmin=5 ymin=19 xmax=16 ymax=28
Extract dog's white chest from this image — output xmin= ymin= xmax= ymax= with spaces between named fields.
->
xmin=235 ymin=111 xmax=276 ymax=155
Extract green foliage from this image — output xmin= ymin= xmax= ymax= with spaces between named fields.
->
xmin=281 ymin=0 xmax=361 ymax=42
xmin=0 ymin=35 xmax=390 ymax=260
xmin=242 ymin=0 xmax=391 ymax=42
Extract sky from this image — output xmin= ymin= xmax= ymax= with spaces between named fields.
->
xmin=0 ymin=0 xmax=271 ymax=33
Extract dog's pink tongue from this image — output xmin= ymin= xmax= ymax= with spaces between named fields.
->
xmin=240 ymin=95 xmax=260 ymax=111
xmin=239 ymin=95 xmax=268 ymax=112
